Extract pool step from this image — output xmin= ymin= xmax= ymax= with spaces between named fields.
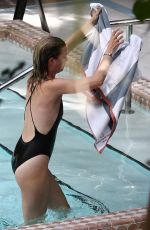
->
xmin=0 ymin=20 xmax=49 ymax=49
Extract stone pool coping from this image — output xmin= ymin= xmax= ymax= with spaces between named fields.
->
xmin=8 ymin=207 xmax=147 ymax=230
xmin=132 ymin=79 xmax=150 ymax=111
xmin=0 ymin=20 xmax=49 ymax=49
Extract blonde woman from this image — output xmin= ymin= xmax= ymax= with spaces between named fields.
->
xmin=11 ymin=8 xmax=123 ymax=224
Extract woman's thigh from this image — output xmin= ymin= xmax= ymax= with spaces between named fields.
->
xmin=14 ymin=155 xmax=50 ymax=221
xmin=47 ymin=171 xmax=70 ymax=210
xmin=15 ymin=154 xmax=49 ymax=188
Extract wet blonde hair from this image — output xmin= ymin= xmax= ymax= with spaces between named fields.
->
xmin=28 ymin=36 xmax=66 ymax=92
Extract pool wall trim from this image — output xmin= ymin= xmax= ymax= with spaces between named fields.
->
xmin=0 ymin=143 xmax=13 ymax=155
xmin=8 ymin=207 xmax=147 ymax=230
xmin=107 ymin=144 xmax=150 ymax=171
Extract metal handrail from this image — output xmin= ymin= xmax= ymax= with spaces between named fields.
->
xmin=110 ymin=18 xmax=150 ymax=26
xmin=0 ymin=66 xmax=33 ymax=92
xmin=0 ymin=18 xmax=150 ymax=94
xmin=111 ymin=18 xmax=150 ymax=113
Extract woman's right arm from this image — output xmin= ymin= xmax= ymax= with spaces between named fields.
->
xmin=50 ymin=29 xmax=123 ymax=95
xmin=66 ymin=7 xmax=101 ymax=53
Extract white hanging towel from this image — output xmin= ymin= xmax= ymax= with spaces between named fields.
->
xmin=81 ymin=3 xmax=142 ymax=153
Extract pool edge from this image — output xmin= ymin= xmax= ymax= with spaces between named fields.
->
xmin=8 ymin=207 xmax=147 ymax=230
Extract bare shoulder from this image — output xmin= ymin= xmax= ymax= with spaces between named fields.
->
xmin=42 ymin=77 xmax=67 ymax=96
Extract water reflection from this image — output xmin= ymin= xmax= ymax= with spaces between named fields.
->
xmin=0 ymin=61 xmax=26 ymax=84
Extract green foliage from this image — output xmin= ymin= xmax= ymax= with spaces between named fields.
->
xmin=133 ymin=0 xmax=150 ymax=21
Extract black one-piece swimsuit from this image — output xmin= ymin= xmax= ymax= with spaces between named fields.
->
xmin=11 ymin=87 xmax=63 ymax=173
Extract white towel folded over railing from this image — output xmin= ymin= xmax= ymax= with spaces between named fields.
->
xmin=81 ymin=3 xmax=142 ymax=153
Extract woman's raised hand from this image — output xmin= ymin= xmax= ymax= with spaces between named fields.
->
xmin=105 ymin=29 xmax=124 ymax=55
xmin=90 ymin=6 xmax=102 ymax=26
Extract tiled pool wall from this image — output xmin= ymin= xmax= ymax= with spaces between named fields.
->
xmin=0 ymin=20 xmax=149 ymax=230
xmin=8 ymin=208 xmax=147 ymax=230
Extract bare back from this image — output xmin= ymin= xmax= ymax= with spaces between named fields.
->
xmin=22 ymin=81 xmax=62 ymax=143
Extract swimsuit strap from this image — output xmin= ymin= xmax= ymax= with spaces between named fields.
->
xmin=29 ymin=92 xmax=37 ymax=131
xmin=24 ymin=85 xmax=37 ymax=131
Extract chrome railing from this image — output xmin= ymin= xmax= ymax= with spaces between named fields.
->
xmin=0 ymin=66 xmax=33 ymax=92
xmin=110 ymin=18 xmax=150 ymax=26
xmin=110 ymin=18 xmax=150 ymax=113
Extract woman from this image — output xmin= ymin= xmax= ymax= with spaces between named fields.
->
xmin=11 ymin=8 xmax=123 ymax=224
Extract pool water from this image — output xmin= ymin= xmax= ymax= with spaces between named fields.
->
xmin=0 ymin=41 xmax=32 ymax=85
xmin=0 ymin=89 xmax=150 ymax=229
xmin=0 ymin=145 xmax=110 ymax=229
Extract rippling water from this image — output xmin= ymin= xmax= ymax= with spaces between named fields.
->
xmin=0 ymin=87 xmax=150 ymax=229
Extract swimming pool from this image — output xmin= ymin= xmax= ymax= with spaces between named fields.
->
xmin=0 ymin=88 xmax=150 ymax=229
xmin=0 ymin=40 xmax=32 ymax=85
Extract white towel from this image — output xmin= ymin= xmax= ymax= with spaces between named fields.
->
xmin=81 ymin=3 xmax=142 ymax=153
